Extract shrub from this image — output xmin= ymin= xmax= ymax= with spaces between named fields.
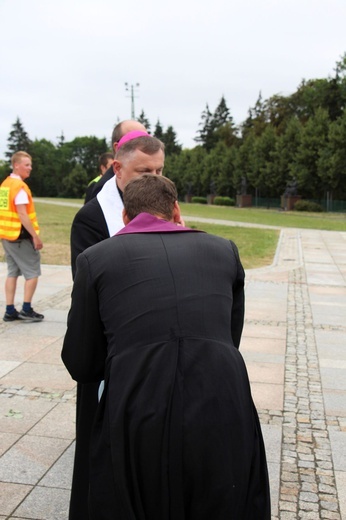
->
xmin=191 ymin=196 xmax=207 ymax=204
xmin=294 ymin=200 xmax=324 ymax=212
xmin=213 ymin=196 xmax=235 ymax=206
xmin=60 ymin=164 xmax=88 ymax=198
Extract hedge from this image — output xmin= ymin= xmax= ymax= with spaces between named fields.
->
xmin=191 ymin=196 xmax=208 ymax=204
xmin=294 ymin=200 xmax=324 ymax=212
xmin=213 ymin=196 xmax=235 ymax=206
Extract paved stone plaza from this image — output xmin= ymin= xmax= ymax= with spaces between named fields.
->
xmin=0 ymin=224 xmax=345 ymax=519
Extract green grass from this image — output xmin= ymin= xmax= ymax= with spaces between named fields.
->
xmin=2 ymin=197 xmax=344 ymax=269
xmin=0 ymin=202 xmax=79 ymax=266
xmin=34 ymin=203 xmax=79 ymax=265
xmin=186 ymin=222 xmax=279 ymax=269
xmin=37 ymin=197 xmax=346 ymax=232
xmin=35 ymin=197 xmax=83 ymax=205
xmin=35 ymin=202 xmax=279 ymax=269
xmin=180 ymin=203 xmax=346 ymax=231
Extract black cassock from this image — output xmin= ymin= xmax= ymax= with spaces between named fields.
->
xmin=62 ymin=215 xmax=271 ymax=520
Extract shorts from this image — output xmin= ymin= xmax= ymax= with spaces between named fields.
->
xmin=1 ymin=239 xmax=41 ymax=279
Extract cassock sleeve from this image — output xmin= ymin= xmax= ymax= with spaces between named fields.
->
xmin=70 ymin=202 xmax=107 ymax=279
xmin=84 ymin=182 xmax=95 ymax=204
xmin=62 ymin=252 xmax=107 ymax=383
xmin=230 ymin=241 xmax=245 ymax=349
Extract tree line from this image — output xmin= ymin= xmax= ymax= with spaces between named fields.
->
xmin=1 ymin=53 xmax=346 ymax=202
xmin=0 ymin=118 xmax=182 ymax=198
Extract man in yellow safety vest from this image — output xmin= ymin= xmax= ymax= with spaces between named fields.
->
xmin=0 ymin=151 xmax=44 ymax=322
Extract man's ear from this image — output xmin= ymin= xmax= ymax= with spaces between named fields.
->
xmin=173 ymin=201 xmax=184 ymax=225
xmin=113 ymin=160 xmax=121 ymax=177
xmin=122 ymin=208 xmax=130 ymax=225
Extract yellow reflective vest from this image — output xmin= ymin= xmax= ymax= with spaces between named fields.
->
xmin=0 ymin=176 xmax=39 ymax=241
xmin=87 ymin=174 xmax=102 ymax=186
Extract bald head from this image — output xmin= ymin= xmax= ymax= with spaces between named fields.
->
xmin=111 ymin=120 xmax=146 ymax=152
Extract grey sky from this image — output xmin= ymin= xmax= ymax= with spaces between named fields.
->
xmin=1 ymin=0 xmax=345 ymax=160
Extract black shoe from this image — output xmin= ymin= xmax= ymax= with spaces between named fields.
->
xmin=3 ymin=309 xmax=20 ymax=322
xmin=18 ymin=309 xmax=44 ymax=322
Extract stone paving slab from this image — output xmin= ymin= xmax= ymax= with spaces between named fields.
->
xmin=0 ymin=226 xmax=345 ymax=519
xmin=0 ymin=435 xmax=70 ymax=485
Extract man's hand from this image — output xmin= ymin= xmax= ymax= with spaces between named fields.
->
xmin=33 ymin=236 xmax=43 ymax=250
xmin=16 ymin=204 xmax=43 ymax=249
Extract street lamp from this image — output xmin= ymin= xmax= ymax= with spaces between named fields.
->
xmin=125 ymin=82 xmax=140 ymax=119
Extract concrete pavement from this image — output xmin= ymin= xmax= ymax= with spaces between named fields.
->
xmin=0 ymin=226 xmax=345 ymax=519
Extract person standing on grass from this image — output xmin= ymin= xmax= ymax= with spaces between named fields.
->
xmin=0 ymin=151 xmax=44 ymax=323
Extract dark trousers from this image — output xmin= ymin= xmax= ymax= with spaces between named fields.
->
xmin=69 ymin=382 xmax=100 ymax=520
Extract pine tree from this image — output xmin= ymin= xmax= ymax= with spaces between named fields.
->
xmin=195 ymin=98 xmax=237 ymax=151
xmin=5 ymin=117 xmax=32 ymax=161
xmin=241 ymin=92 xmax=267 ymax=138
xmin=153 ymin=120 xmax=164 ymax=140
xmin=194 ymin=103 xmax=215 ymax=151
xmin=57 ymin=131 xmax=65 ymax=147
xmin=213 ymin=96 xmax=232 ymax=127
xmin=162 ymin=126 xmax=182 ymax=155
xmin=137 ymin=110 xmax=151 ymax=133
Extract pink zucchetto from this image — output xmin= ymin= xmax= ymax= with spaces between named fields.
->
xmin=117 ymin=130 xmax=150 ymax=149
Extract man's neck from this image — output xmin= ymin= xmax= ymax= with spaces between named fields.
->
xmin=116 ymin=181 xmax=124 ymax=201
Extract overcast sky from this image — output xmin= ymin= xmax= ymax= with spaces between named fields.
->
xmin=1 ymin=0 xmax=345 ymax=160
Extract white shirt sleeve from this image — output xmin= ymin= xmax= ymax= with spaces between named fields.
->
xmin=14 ymin=189 xmax=29 ymax=205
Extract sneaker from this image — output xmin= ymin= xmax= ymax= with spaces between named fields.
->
xmin=18 ymin=309 xmax=44 ymax=322
xmin=3 ymin=309 xmax=20 ymax=322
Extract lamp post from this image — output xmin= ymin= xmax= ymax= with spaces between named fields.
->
xmin=125 ymin=82 xmax=140 ymax=119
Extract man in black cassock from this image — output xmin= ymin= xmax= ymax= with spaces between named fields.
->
xmin=69 ymin=131 xmax=164 ymax=519
xmin=62 ymin=175 xmax=271 ymax=520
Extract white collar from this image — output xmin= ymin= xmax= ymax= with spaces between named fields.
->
xmin=96 ymin=177 xmax=124 ymax=236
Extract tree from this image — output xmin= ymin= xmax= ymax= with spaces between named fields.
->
xmin=263 ymin=94 xmax=296 ymax=135
xmin=57 ymin=132 xmax=65 ymax=147
xmin=271 ymin=117 xmax=303 ymax=196
xmin=262 ymin=130 xmax=283 ymax=198
xmin=29 ymin=139 xmax=60 ymax=196
xmin=177 ymin=147 xmax=207 ymax=196
xmin=62 ymin=136 xmax=109 ymax=181
xmin=5 ymin=117 xmax=32 ymax=161
xmin=0 ymin=160 xmax=11 ymax=181
xmin=241 ymin=92 xmax=268 ymax=138
xmin=212 ymin=96 xmax=238 ymax=147
xmin=318 ymin=110 xmax=346 ymax=199
xmin=214 ymin=144 xmax=237 ymax=197
xmin=137 ymin=110 xmax=151 ymax=133
xmin=182 ymin=146 xmax=207 ymax=196
xmin=289 ymin=74 xmax=346 ymax=124
xmin=250 ymin=125 xmax=278 ymax=197
xmin=195 ymin=97 xmax=237 ymax=151
xmin=200 ymin=142 xmax=230 ymax=195
xmin=213 ymin=96 xmax=231 ymax=126
xmin=163 ymin=152 xmax=185 ymax=194
xmin=233 ymin=130 xmax=256 ymax=194
xmin=291 ymin=108 xmax=330 ymax=198
xmin=153 ymin=120 xmax=164 ymax=140
xmin=60 ymin=164 xmax=88 ymax=198
xmin=161 ymin=126 xmax=182 ymax=155
xmin=194 ymin=103 xmax=215 ymax=151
